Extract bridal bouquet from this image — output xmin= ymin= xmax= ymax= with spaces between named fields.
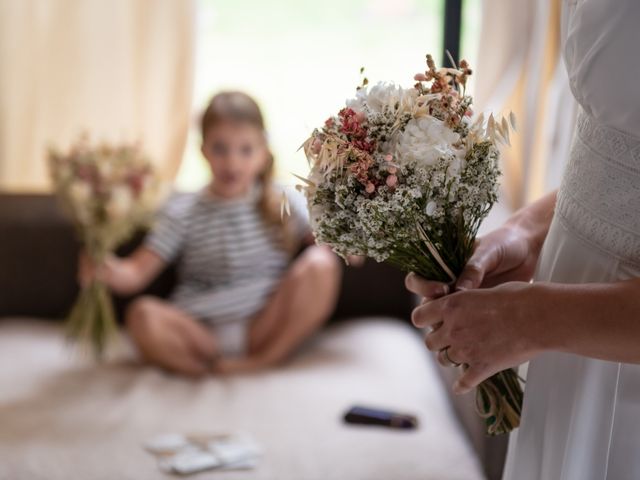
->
xmin=298 ymin=54 xmax=521 ymax=435
xmin=49 ymin=137 xmax=159 ymax=358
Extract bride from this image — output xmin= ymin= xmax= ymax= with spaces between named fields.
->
xmin=406 ymin=0 xmax=640 ymax=478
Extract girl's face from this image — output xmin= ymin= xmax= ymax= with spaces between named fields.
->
xmin=201 ymin=121 xmax=269 ymax=199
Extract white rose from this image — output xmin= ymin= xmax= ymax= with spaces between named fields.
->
xmin=106 ymin=185 xmax=133 ymax=219
xmin=394 ymin=116 xmax=463 ymax=168
xmin=346 ymin=82 xmax=419 ymax=116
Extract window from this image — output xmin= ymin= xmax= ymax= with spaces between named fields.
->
xmin=175 ymin=0 xmax=481 ymax=191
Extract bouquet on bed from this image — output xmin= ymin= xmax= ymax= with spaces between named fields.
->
xmin=49 ymin=137 xmax=159 ymax=358
xmin=297 ymin=54 xmax=521 ymax=435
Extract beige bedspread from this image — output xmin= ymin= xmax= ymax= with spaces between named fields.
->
xmin=0 ymin=318 xmax=483 ymax=480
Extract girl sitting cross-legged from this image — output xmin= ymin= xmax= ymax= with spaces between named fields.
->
xmin=79 ymin=91 xmax=342 ymax=376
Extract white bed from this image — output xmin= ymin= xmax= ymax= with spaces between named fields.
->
xmin=0 ymin=317 xmax=484 ymax=480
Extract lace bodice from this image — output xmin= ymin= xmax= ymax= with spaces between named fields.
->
xmin=556 ymin=109 xmax=640 ymax=266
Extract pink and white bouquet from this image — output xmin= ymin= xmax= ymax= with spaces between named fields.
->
xmin=299 ymin=55 xmax=521 ymax=434
xmin=49 ymin=137 xmax=160 ymax=357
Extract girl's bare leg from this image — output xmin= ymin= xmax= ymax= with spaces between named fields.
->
xmin=125 ymin=296 xmax=218 ymax=376
xmin=216 ymin=246 xmax=341 ymax=373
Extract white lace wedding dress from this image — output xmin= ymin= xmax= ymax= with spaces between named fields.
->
xmin=502 ymin=1 xmax=640 ymax=479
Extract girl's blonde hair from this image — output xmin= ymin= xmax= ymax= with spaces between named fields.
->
xmin=201 ymin=91 xmax=296 ymax=252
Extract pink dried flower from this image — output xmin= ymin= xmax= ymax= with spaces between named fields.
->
xmin=365 ymin=182 xmax=375 ymax=193
xmin=353 ymin=139 xmax=376 ymax=153
xmin=414 ymin=73 xmax=428 ymax=82
xmin=386 ymin=175 xmax=398 ymax=188
xmin=349 ymin=151 xmax=374 ymax=185
xmin=339 ymin=108 xmax=367 ymax=140
xmin=384 ymin=154 xmax=393 ymax=162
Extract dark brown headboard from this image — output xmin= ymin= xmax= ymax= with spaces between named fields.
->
xmin=0 ymin=193 xmax=414 ymax=322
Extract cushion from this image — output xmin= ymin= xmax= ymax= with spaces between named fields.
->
xmin=0 ymin=317 xmax=483 ymax=480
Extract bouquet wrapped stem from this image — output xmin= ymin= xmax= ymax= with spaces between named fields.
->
xmin=298 ymin=54 xmax=522 ymax=434
xmin=66 ymin=278 xmax=117 ymax=359
xmin=476 ymin=368 xmax=523 ymax=435
xmin=49 ymin=137 xmax=159 ymax=358
xmin=414 ymin=223 xmax=522 ymax=435
xmin=386 ymin=222 xmax=523 ymax=435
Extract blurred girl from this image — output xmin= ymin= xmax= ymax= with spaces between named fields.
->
xmin=80 ymin=91 xmax=341 ymax=376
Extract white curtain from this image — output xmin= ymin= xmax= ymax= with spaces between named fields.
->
xmin=0 ymin=0 xmax=196 ymax=191
xmin=475 ymin=0 xmax=577 ymax=210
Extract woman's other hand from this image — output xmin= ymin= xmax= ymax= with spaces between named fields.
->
xmin=408 ymin=280 xmax=546 ymax=394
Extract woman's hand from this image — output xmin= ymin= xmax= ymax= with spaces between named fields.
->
xmin=404 ymin=192 xmax=558 ymax=393
xmin=406 ymin=222 xmax=542 ymax=303
xmin=409 ymin=276 xmax=640 ymax=392
xmin=346 ymin=255 xmax=366 ymax=267
xmin=457 ymin=223 xmax=541 ymax=290
xmin=407 ymin=279 xmax=546 ymax=394
xmin=407 ymin=191 xmax=557 ymax=298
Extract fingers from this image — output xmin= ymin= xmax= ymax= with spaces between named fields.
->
xmin=347 ymin=255 xmax=366 ymax=267
xmin=425 ymin=326 xmax=448 ymax=352
xmin=453 ymin=365 xmax=489 ymax=395
xmin=436 ymin=348 xmax=459 ymax=367
xmin=455 ymin=264 xmax=484 ymax=291
xmin=405 ymin=273 xmax=450 ymax=299
xmin=410 ymin=297 xmax=446 ymax=328
xmin=78 ymin=252 xmax=114 ymax=287
xmin=455 ymin=242 xmax=502 ymax=290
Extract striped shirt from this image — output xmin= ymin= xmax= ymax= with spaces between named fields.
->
xmin=145 ymin=185 xmax=309 ymax=331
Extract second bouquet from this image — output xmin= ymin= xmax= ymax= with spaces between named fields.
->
xmin=49 ymin=138 xmax=160 ymax=358
xmin=298 ymin=54 xmax=521 ymax=435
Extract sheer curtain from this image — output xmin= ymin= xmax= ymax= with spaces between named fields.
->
xmin=475 ymin=0 xmax=577 ymax=210
xmin=0 ymin=0 xmax=196 ymax=191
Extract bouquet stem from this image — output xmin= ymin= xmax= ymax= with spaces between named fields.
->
xmin=474 ymin=368 xmax=523 ymax=435
xmin=65 ymin=280 xmax=118 ymax=360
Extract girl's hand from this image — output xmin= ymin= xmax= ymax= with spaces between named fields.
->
xmin=77 ymin=251 xmax=119 ymax=288
xmin=407 ymin=279 xmax=546 ymax=394
xmin=78 ymin=247 xmax=166 ymax=295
